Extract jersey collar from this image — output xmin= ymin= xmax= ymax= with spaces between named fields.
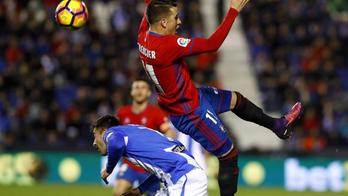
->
xmin=148 ymin=31 xmax=163 ymax=37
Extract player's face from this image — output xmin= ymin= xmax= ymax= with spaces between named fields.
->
xmin=130 ymin=81 xmax=151 ymax=104
xmin=166 ymin=7 xmax=182 ymax=35
xmin=93 ymin=128 xmax=107 ymax=156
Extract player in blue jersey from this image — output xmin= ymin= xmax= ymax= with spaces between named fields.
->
xmin=92 ymin=115 xmax=207 ymax=196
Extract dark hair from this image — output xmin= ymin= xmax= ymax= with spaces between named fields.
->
xmin=133 ymin=78 xmax=151 ymax=87
xmin=146 ymin=0 xmax=177 ymax=24
xmin=91 ymin=115 xmax=120 ymax=131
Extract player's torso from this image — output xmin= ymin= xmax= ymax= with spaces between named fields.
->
xmin=118 ymin=105 xmax=161 ymax=130
xmin=114 ymin=125 xmax=196 ymax=183
xmin=137 ymin=32 xmax=199 ymax=115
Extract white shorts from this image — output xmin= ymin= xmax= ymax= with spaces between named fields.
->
xmin=176 ymin=132 xmax=207 ymax=172
xmin=156 ymin=168 xmax=208 ymax=196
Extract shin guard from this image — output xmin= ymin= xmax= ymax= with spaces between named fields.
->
xmin=218 ymin=150 xmax=239 ymax=196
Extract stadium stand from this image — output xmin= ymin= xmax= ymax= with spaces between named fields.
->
xmin=0 ymin=0 xmax=217 ymax=150
xmin=2 ymin=0 xmax=347 ymax=154
xmin=241 ymin=0 xmax=348 ymax=153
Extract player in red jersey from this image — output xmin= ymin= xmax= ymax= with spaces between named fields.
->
xmin=113 ymin=79 xmax=175 ymax=196
xmin=138 ymin=0 xmax=302 ymax=195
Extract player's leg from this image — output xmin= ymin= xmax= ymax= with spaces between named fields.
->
xmin=113 ymin=164 xmax=138 ymax=196
xmin=198 ymin=87 xmax=302 ymax=139
xmin=170 ymin=101 xmax=239 ymax=196
xmin=167 ymin=168 xmax=208 ymax=196
xmin=197 ymin=87 xmax=244 ymax=195
xmin=217 ymin=145 xmax=239 ymax=196
xmin=113 ymin=179 xmax=132 ymax=196
xmin=114 ymin=161 xmax=160 ymax=195
xmin=231 ymin=91 xmax=302 ymax=139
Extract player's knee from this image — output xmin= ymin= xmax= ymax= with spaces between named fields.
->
xmin=112 ymin=188 xmax=123 ymax=196
xmin=218 ymin=145 xmax=238 ymax=161
xmin=231 ymin=91 xmax=243 ymax=110
xmin=113 ymin=180 xmax=131 ymax=196
xmin=112 ymin=186 xmax=124 ymax=196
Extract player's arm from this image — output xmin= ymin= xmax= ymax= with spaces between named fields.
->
xmin=160 ymin=121 xmax=176 ymax=139
xmin=156 ymin=109 xmax=177 ymax=138
xmin=167 ymin=0 xmax=249 ymax=59
xmin=138 ymin=0 xmax=152 ymax=33
xmin=105 ymin=133 xmax=126 ymax=175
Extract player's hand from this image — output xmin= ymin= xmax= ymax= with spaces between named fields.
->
xmin=122 ymin=188 xmax=141 ymax=196
xmin=100 ymin=169 xmax=110 ymax=182
xmin=230 ymin=0 xmax=250 ymax=12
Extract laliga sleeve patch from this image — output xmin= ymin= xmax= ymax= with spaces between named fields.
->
xmin=177 ymin=38 xmax=191 ymax=47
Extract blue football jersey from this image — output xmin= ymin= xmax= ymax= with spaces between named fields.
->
xmin=102 ymin=125 xmax=200 ymax=185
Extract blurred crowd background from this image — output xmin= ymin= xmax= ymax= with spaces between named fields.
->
xmin=0 ymin=0 xmax=217 ymax=150
xmin=241 ymin=0 xmax=348 ymax=153
xmin=0 ymin=0 xmax=347 ymax=154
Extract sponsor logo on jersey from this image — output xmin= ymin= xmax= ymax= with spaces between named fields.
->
xmin=172 ymin=144 xmax=186 ymax=152
xmin=177 ymin=38 xmax=191 ymax=47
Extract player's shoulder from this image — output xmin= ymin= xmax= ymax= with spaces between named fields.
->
xmin=109 ymin=125 xmax=134 ymax=135
xmin=117 ymin=105 xmax=132 ymax=114
xmin=104 ymin=126 xmax=126 ymax=141
xmin=147 ymin=104 xmax=164 ymax=112
xmin=161 ymin=34 xmax=192 ymax=49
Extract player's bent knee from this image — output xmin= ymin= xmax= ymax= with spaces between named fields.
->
xmin=113 ymin=179 xmax=132 ymax=196
xmin=211 ymin=138 xmax=236 ymax=158
xmin=230 ymin=91 xmax=239 ymax=110
xmin=218 ymin=144 xmax=238 ymax=160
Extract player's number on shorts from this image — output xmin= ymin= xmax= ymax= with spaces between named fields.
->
xmin=205 ymin=110 xmax=218 ymax=124
xmin=141 ymin=61 xmax=165 ymax=94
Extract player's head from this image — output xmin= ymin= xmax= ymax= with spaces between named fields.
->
xmin=147 ymin=0 xmax=181 ymax=35
xmin=91 ymin=115 xmax=120 ymax=156
xmin=131 ymin=78 xmax=151 ymax=104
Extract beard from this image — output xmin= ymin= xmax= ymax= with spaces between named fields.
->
xmin=134 ymin=97 xmax=147 ymax=104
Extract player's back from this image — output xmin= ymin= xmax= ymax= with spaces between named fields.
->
xmin=106 ymin=125 xmax=198 ymax=184
xmin=138 ymin=32 xmax=199 ymax=115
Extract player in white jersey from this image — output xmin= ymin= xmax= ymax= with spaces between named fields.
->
xmin=91 ymin=115 xmax=208 ymax=196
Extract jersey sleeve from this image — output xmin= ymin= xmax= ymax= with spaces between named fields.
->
xmin=105 ymin=132 xmax=126 ymax=174
xmin=138 ymin=0 xmax=152 ymax=34
xmin=162 ymin=35 xmax=194 ymax=61
xmin=164 ymin=8 xmax=239 ymax=60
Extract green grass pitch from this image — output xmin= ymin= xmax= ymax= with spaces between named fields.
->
xmin=0 ymin=185 xmax=346 ymax=196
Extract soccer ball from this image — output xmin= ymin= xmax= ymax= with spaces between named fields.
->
xmin=55 ymin=0 xmax=88 ymax=29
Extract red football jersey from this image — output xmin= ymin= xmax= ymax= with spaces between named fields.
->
xmin=117 ymin=104 xmax=167 ymax=131
xmin=117 ymin=104 xmax=168 ymax=172
xmin=137 ymin=2 xmax=238 ymax=115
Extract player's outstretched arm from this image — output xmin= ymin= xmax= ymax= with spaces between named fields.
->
xmin=138 ymin=0 xmax=152 ymax=33
xmin=230 ymin=0 xmax=250 ymax=12
xmin=192 ymin=0 xmax=249 ymax=53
